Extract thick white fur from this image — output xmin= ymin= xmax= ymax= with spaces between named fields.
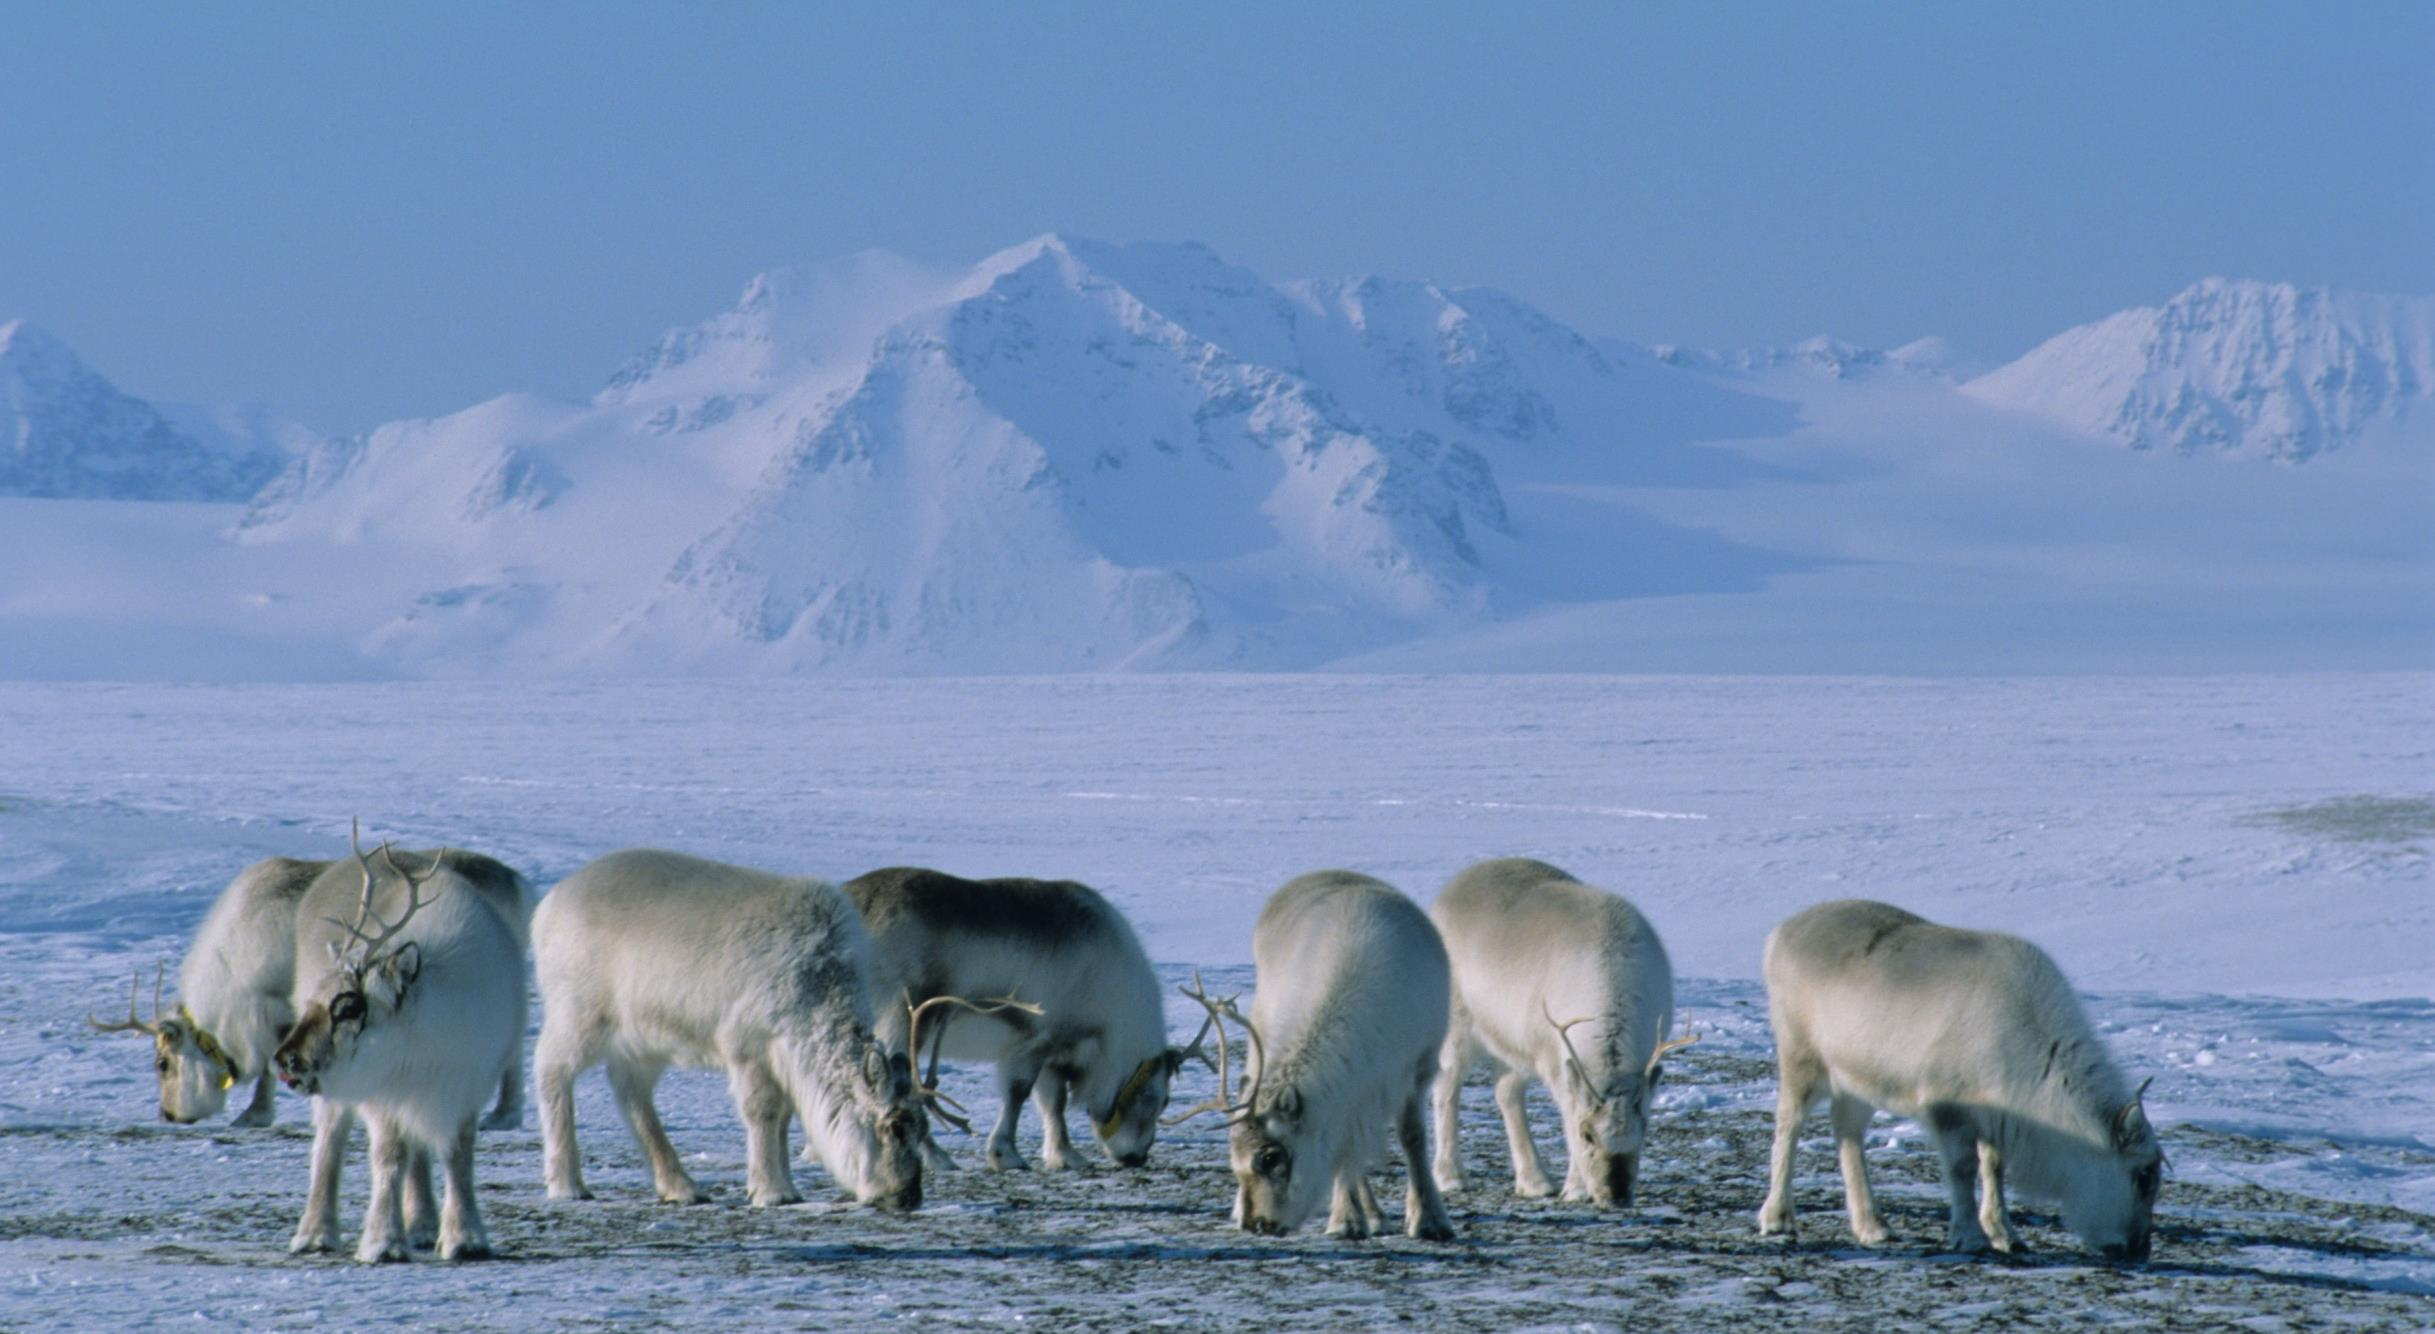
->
xmin=157 ymin=857 xmax=323 ymax=1125
xmin=1430 ymin=858 xmax=1679 ymax=1206
xmin=1756 ymin=899 xmax=2164 ymax=1260
xmin=846 ymin=867 xmax=1176 ymax=1172
xmin=146 ymin=853 xmax=526 ymax=1128
xmin=277 ymin=850 xmax=529 ymax=1262
xmin=1228 ymin=871 xmax=1455 ymax=1242
xmin=532 ymin=849 xmax=926 ymax=1212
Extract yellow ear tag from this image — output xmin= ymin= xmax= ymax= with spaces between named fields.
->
xmin=220 ymin=1074 xmax=236 ymax=1090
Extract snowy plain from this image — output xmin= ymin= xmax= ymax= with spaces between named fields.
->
xmin=1 ymin=673 xmax=2430 ymax=1327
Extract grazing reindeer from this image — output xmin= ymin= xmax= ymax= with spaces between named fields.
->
xmin=845 ymin=866 xmax=1195 ymax=1172
xmin=532 ymin=849 xmax=952 ymax=1212
xmin=90 ymin=853 xmax=526 ymax=1129
xmin=1430 ymin=858 xmax=1696 ymax=1207
xmin=274 ymin=830 xmax=529 ymax=1262
xmin=1174 ymin=870 xmax=1456 ymax=1241
xmin=1756 ymin=899 xmax=2165 ymax=1261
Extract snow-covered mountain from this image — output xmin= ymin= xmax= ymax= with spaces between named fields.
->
xmin=233 ymin=235 xmax=1788 ymax=673
xmin=5 ymin=253 xmax=2427 ymax=680
xmin=1964 ymin=279 xmax=2434 ymax=461
xmin=0 ymin=320 xmax=301 ymax=501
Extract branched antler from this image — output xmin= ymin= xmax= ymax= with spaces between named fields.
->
xmin=1646 ymin=1029 xmax=1701 ymax=1075
xmin=323 ymin=819 xmax=443 ymax=977
xmin=89 ymin=964 xmax=167 ymax=1036
xmin=1164 ymin=969 xmax=1266 ymax=1126
xmin=1543 ymin=999 xmax=1601 ymax=1090
xmin=903 ymin=993 xmax=1045 ymax=1134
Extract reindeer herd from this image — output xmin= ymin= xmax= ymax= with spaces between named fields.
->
xmin=91 ymin=832 xmax=2165 ymax=1268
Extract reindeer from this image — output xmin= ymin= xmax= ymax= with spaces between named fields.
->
xmin=1755 ymin=899 xmax=2165 ymax=1262
xmin=1173 ymin=870 xmax=1456 ymax=1241
xmin=90 ymin=851 xmax=527 ymax=1130
xmin=844 ymin=866 xmax=1196 ymax=1173
xmin=1429 ymin=858 xmax=1696 ymax=1207
xmin=531 ymin=849 xmax=993 ymax=1212
xmin=273 ymin=829 xmax=529 ymax=1262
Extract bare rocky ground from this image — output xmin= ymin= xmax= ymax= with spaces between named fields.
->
xmin=5 ymin=1036 xmax=2430 ymax=1331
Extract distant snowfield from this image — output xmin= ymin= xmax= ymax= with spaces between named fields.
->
xmin=1 ymin=674 xmax=2431 ymax=1323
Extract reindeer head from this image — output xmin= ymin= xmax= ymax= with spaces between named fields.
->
xmin=2067 ymin=1076 xmax=2163 ymax=1263
xmin=841 ymin=1040 xmax=927 ymax=1212
xmin=273 ymin=826 xmax=439 ymax=1102
xmin=1544 ymin=1002 xmax=1699 ymax=1206
xmin=1090 ymin=1016 xmax=1215 ymax=1169
xmin=90 ymin=966 xmax=238 ymax=1124
xmin=1163 ymin=973 xmax=1323 ymax=1235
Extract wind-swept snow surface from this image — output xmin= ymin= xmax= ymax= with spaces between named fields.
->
xmin=1 ymin=675 xmax=2430 ymax=1326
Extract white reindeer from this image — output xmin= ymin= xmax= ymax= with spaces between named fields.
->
xmin=90 ymin=853 xmax=526 ymax=1129
xmin=532 ymin=849 xmax=959 ymax=1212
xmin=273 ymin=831 xmax=529 ymax=1262
xmin=1174 ymin=870 xmax=1456 ymax=1241
xmin=1430 ymin=858 xmax=1697 ymax=1207
xmin=845 ymin=866 xmax=1195 ymax=1172
xmin=1756 ymin=899 xmax=2165 ymax=1262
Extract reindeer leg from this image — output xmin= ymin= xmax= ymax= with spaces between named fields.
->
xmin=536 ymin=1017 xmax=599 ymax=1200
xmin=436 ymin=1118 xmax=493 ymax=1260
xmin=1978 ymin=1138 xmax=2022 ymax=1254
xmin=482 ymin=1041 xmax=524 ymax=1131
xmin=357 ymin=1114 xmax=412 ymax=1263
xmin=289 ymin=1098 xmax=352 ymax=1254
xmin=1401 ymin=1070 xmax=1457 ymax=1242
xmin=729 ymin=1058 xmax=802 ymax=1207
xmin=1757 ymin=1056 xmax=1819 ymax=1237
xmin=607 ymin=1054 xmax=707 ymax=1204
xmin=233 ymin=1068 xmax=278 ymax=1128
xmin=403 ymin=1144 xmax=439 ymax=1249
xmin=1325 ymin=1172 xmax=1374 ymax=1239
xmin=1432 ymin=1026 xmax=1471 ymax=1193
xmin=985 ymin=1050 xmax=1047 ymax=1172
xmin=1494 ymin=1068 xmax=1555 ymax=1197
xmin=1032 ymin=1069 xmax=1076 ymax=1172
xmin=1925 ymin=1104 xmax=1992 ymax=1253
xmin=1829 ymin=1093 xmax=1889 ymax=1246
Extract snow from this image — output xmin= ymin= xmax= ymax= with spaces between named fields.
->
xmin=1 ymin=674 xmax=2430 ymax=1325
xmin=0 ymin=321 xmax=295 ymax=502
xmin=6 ymin=246 xmax=2424 ymax=680
xmin=1965 ymin=279 xmax=2435 ymax=461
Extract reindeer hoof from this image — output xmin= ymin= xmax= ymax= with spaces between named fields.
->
xmin=1513 ymin=1179 xmax=1555 ymax=1200
xmin=357 ymin=1236 xmax=411 ymax=1264
xmin=546 ymin=1182 xmax=595 ymax=1202
xmin=439 ymin=1236 xmax=493 ymax=1261
xmin=479 ymin=1108 xmax=522 ymax=1132
xmin=660 ymin=1186 xmax=712 ymax=1205
xmin=233 ymin=1107 xmax=275 ymax=1129
xmin=1410 ymin=1215 xmax=1458 ymax=1243
xmin=289 ymin=1230 xmax=338 ymax=1256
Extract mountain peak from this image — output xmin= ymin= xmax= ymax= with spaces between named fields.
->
xmin=1965 ymin=278 xmax=2433 ymax=459
xmin=0 ymin=321 xmax=296 ymax=501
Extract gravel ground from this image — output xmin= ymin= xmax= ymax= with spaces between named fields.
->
xmin=6 ymin=1014 xmax=2430 ymax=1332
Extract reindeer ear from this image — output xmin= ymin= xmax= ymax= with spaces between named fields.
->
xmin=863 ymin=1045 xmax=891 ymax=1092
xmin=1272 ymin=1084 xmax=1302 ymax=1123
xmin=2113 ymin=1080 xmax=2154 ymax=1149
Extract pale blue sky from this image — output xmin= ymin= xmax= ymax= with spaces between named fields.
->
xmin=3 ymin=1 xmax=2428 ymax=432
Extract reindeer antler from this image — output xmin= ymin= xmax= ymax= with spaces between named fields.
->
xmin=1164 ymin=969 xmax=1266 ymax=1127
xmin=903 ymin=993 xmax=1044 ymax=1134
xmin=89 ymin=964 xmax=167 ymax=1036
xmin=1543 ymin=999 xmax=1601 ymax=1089
xmin=1646 ymin=1030 xmax=1701 ymax=1076
xmin=324 ymin=820 xmax=442 ymax=975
